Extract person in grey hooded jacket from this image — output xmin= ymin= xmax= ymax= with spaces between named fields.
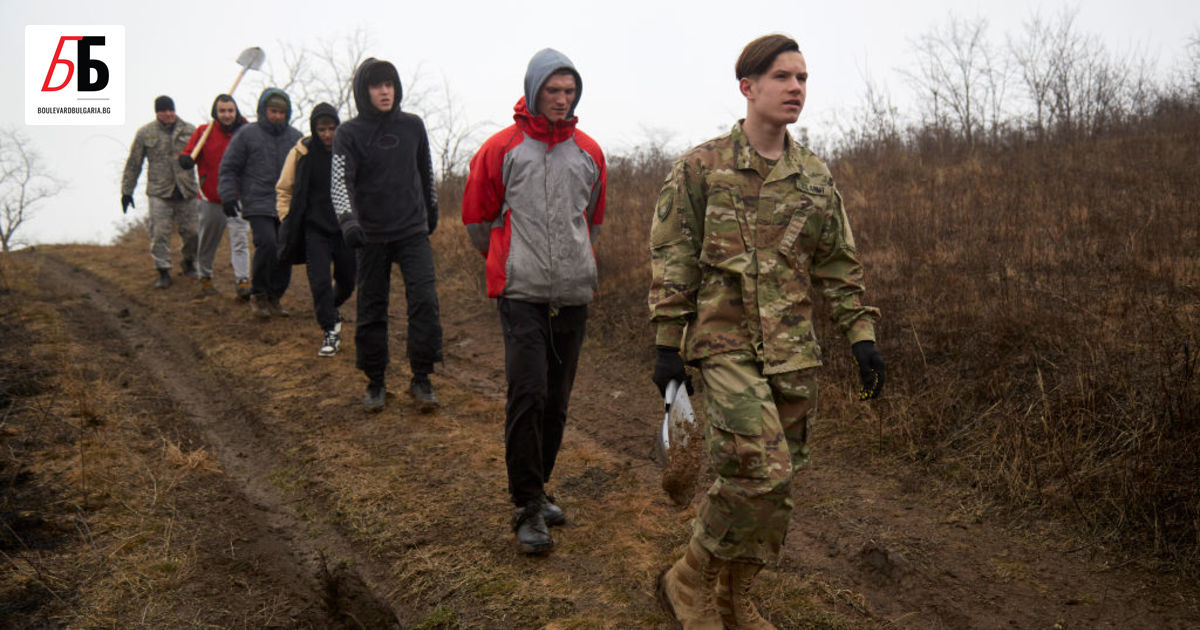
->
xmin=218 ymin=88 xmax=303 ymax=317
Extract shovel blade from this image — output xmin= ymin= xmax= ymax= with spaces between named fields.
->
xmin=236 ymin=46 xmax=266 ymax=71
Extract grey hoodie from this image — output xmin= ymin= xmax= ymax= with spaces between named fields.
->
xmin=523 ymin=48 xmax=583 ymax=118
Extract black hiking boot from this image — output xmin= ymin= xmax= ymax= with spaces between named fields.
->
xmin=363 ymin=382 xmax=385 ymax=413
xmin=513 ymin=502 xmax=553 ymax=554
xmin=179 ymin=258 xmax=198 ymax=277
xmin=154 ymin=268 xmax=172 ymax=289
xmin=250 ymin=294 xmax=272 ymax=319
xmin=541 ymin=494 xmax=566 ymax=527
xmin=409 ymin=374 xmax=439 ymax=413
xmin=267 ymin=297 xmax=290 ymax=318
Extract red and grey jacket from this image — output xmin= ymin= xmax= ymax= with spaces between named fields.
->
xmin=462 ymin=97 xmax=606 ymax=306
xmin=181 ymin=95 xmax=247 ymax=203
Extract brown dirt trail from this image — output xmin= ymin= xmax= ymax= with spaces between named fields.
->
xmin=4 ymin=243 xmax=1199 ymax=629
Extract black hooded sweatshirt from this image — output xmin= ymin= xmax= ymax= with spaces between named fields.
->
xmin=332 ymin=58 xmax=438 ymax=243
xmin=295 ymin=102 xmax=340 ymax=234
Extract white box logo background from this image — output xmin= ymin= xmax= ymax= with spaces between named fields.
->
xmin=25 ymin=25 xmax=125 ymax=126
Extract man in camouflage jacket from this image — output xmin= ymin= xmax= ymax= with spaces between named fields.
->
xmin=649 ymin=35 xmax=885 ymax=630
xmin=121 ymin=95 xmax=199 ymax=288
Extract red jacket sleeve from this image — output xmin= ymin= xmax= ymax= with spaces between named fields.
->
xmin=181 ymin=124 xmax=206 ymax=157
xmin=462 ymin=126 xmax=520 ymax=254
xmin=573 ymin=129 xmax=607 ymax=228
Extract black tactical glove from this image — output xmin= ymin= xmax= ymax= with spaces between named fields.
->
xmin=851 ymin=340 xmax=885 ymax=400
xmin=178 ymin=154 xmax=195 ymax=169
xmin=120 ymin=194 xmax=134 ymax=214
xmin=222 ymin=200 xmax=240 ymax=218
xmin=652 ymin=346 xmax=693 ymax=397
xmin=427 ymin=214 xmax=438 ymax=237
xmin=342 ymin=224 xmax=367 ymax=249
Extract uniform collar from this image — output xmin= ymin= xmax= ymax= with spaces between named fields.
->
xmin=731 ymin=120 xmax=803 ymax=183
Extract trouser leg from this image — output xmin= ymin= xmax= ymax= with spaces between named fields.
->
xmin=393 ymin=232 xmax=442 ymax=374
xmin=247 ymin=215 xmax=290 ymax=298
xmin=331 ymin=232 xmax=356 ymax=310
xmin=227 ymin=215 xmax=251 ymax=280
xmin=148 ymin=196 xmax=173 ymax=270
xmin=694 ymin=351 xmax=811 ymax=565
xmin=499 ymin=298 xmax=550 ymax=507
xmin=354 ymin=242 xmax=391 ymax=386
xmin=172 ymin=197 xmax=199 ymax=263
xmin=305 ymin=227 xmax=337 ymax=331
xmin=541 ymin=304 xmax=588 ymax=484
xmin=195 ymin=200 xmax=227 ymax=278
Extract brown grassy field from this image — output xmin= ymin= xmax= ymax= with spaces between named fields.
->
xmin=1 ymin=108 xmax=1197 ymax=627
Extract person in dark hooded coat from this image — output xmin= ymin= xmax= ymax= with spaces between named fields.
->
xmin=331 ymin=58 xmax=442 ymax=413
xmin=275 ymin=102 xmax=355 ymax=357
xmin=180 ymin=93 xmax=251 ymax=298
xmin=218 ymin=88 xmax=303 ymax=317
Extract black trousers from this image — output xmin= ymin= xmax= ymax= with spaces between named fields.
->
xmin=305 ymin=226 xmax=356 ymax=331
xmin=499 ymin=298 xmax=588 ymax=508
xmin=355 ymin=233 xmax=443 ymax=385
xmin=246 ymin=215 xmax=292 ymax=299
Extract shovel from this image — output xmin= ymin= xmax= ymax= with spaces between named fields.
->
xmin=657 ymin=379 xmax=696 ymax=462
xmin=188 ymin=46 xmax=266 ymax=160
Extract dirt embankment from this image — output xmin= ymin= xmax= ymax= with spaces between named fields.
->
xmin=2 ymin=244 xmax=1198 ymax=629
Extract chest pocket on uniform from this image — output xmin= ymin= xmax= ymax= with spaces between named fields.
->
xmin=779 ymin=179 xmax=829 ymax=264
xmin=699 ymin=185 xmax=752 ymax=274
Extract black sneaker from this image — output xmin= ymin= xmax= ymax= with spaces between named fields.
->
xmin=318 ymin=329 xmax=339 ymax=357
xmin=513 ymin=503 xmax=553 ymax=554
xmin=541 ymin=494 xmax=566 ymax=527
xmin=180 ymin=258 xmax=199 ymax=277
xmin=363 ymin=383 xmax=385 ymax=413
xmin=409 ymin=375 xmax=439 ymax=413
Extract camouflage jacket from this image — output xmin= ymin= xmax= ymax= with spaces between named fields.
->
xmin=122 ymin=118 xmax=198 ymax=199
xmin=648 ymin=122 xmax=878 ymax=374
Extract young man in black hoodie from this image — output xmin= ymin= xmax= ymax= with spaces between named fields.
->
xmin=276 ymin=103 xmax=355 ymax=356
xmin=333 ymin=58 xmax=442 ymax=412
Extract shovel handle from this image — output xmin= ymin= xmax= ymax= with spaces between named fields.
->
xmin=189 ymin=66 xmax=251 ymax=160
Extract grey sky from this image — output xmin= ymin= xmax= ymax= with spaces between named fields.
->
xmin=2 ymin=0 xmax=1196 ymax=247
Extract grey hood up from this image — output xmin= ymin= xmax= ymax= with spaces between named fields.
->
xmin=523 ymin=48 xmax=582 ymax=118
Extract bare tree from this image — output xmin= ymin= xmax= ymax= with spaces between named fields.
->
xmin=0 ymin=129 xmax=63 ymax=252
xmin=906 ymin=14 xmax=999 ymax=148
xmin=250 ymin=29 xmax=480 ymax=181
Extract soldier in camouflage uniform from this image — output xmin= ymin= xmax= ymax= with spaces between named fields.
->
xmin=649 ymin=35 xmax=885 ymax=630
xmin=121 ymin=95 xmax=200 ymax=289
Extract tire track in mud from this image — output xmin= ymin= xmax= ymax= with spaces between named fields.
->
xmin=39 ymin=253 xmax=401 ymax=628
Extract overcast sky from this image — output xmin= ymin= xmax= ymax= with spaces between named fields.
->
xmin=2 ymin=0 xmax=1197 ymax=247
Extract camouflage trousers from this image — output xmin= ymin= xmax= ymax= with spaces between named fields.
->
xmin=692 ymin=350 xmax=816 ymax=565
xmin=148 ymin=196 xmax=198 ymax=271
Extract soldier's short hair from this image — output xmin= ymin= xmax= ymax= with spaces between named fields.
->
xmin=736 ymin=34 xmax=801 ymax=80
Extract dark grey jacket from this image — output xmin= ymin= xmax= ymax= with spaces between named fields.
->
xmin=217 ymin=88 xmax=303 ymax=218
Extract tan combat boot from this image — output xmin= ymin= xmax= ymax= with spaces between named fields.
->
xmin=656 ymin=537 xmax=724 ymax=629
xmin=716 ymin=562 xmax=776 ymax=629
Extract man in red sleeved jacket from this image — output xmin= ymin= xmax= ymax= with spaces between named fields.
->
xmin=179 ymin=94 xmax=251 ymax=298
xmin=462 ymin=48 xmax=606 ymax=555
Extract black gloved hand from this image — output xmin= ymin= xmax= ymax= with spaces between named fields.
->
xmin=222 ymin=200 xmax=240 ymax=218
xmin=120 ymin=194 xmax=134 ymax=214
xmin=427 ymin=215 xmax=438 ymax=237
xmin=178 ymin=154 xmax=195 ymax=169
xmin=652 ymin=345 xmax=693 ymax=397
xmin=343 ymin=224 xmax=366 ymax=249
xmin=852 ymin=340 xmax=885 ymax=400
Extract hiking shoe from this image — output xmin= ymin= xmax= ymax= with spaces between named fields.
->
xmin=513 ymin=503 xmax=553 ymax=554
xmin=154 ymin=268 xmax=172 ymax=289
xmin=180 ymin=258 xmax=198 ymax=277
xmin=363 ymin=383 xmax=385 ymax=413
xmin=541 ymin=495 xmax=566 ymax=527
xmin=267 ymin=297 xmax=290 ymax=318
xmin=250 ymin=294 xmax=272 ymax=319
xmin=197 ymin=277 xmax=216 ymax=297
xmin=409 ymin=375 xmax=439 ymax=413
xmin=235 ymin=277 xmax=251 ymax=301
xmin=318 ymin=330 xmax=340 ymax=357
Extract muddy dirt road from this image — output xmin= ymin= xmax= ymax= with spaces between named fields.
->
xmin=2 ymin=245 xmax=1198 ymax=628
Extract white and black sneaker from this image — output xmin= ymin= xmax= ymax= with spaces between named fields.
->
xmin=332 ymin=313 xmax=342 ymax=336
xmin=318 ymin=329 xmax=340 ymax=357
